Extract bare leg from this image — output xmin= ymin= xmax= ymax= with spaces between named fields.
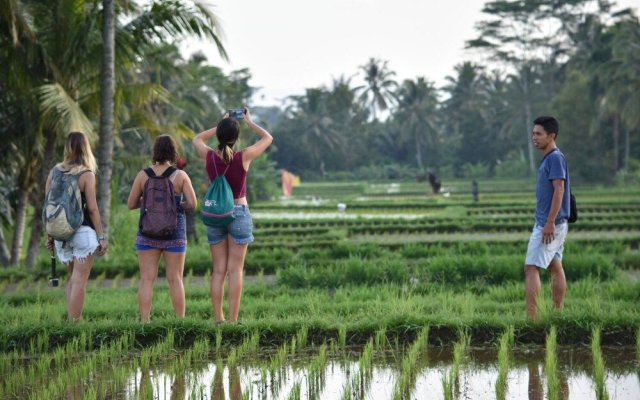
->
xmin=163 ymin=251 xmax=186 ymax=318
xmin=210 ymin=239 xmax=229 ymax=322
xmin=548 ymin=259 xmax=566 ymax=311
xmin=66 ymin=262 xmax=74 ymax=304
xmin=524 ymin=264 xmax=541 ymax=320
xmin=67 ymin=254 xmax=95 ymax=321
xmin=227 ymin=240 xmax=248 ymax=322
xmin=137 ymin=249 xmax=162 ymax=322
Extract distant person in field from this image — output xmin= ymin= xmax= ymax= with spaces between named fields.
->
xmin=427 ymin=171 xmax=441 ymax=194
xmin=471 ymin=180 xmax=479 ymax=202
xmin=127 ymin=135 xmax=197 ymax=322
xmin=193 ymin=108 xmax=273 ymax=324
xmin=524 ymin=116 xmax=571 ymax=319
xmin=45 ymin=131 xmax=107 ymax=321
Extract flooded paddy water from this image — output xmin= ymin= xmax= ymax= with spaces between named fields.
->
xmin=12 ymin=344 xmax=638 ymax=400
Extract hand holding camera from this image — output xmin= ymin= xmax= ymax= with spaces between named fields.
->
xmin=228 ymin=108 xmax=246 ymax=120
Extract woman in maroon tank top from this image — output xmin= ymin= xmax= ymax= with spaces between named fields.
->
xmin=193 ymin=108 xmax=273 ymax=323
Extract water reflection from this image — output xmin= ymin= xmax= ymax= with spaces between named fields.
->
xmin=116 ymin=346 xmax=638 ymax=400
xmin=212 ymin=366 xmax=242 ymax=400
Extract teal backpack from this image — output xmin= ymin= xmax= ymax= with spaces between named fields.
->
xmin=200 ymin=162 xmax=235 ymax=227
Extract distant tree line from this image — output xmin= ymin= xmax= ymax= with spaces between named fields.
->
xmin=269 ymin=1 xmax=639 ymax=183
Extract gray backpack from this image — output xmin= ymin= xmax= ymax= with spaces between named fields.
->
xmin=42 ymin=166 xmax=88 ymax=241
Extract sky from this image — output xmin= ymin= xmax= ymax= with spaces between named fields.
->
xmin=182 ymin=0 xmax=640 ymax=107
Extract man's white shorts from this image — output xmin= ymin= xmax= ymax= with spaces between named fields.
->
xmin=525 ymin=222 xmax=568 ymax=269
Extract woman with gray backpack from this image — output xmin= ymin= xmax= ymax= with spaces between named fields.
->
xmin=127 ymin=135 xmax=197 ymax=322
xmin=193 ymin=108 xmax=273 ymax=324
xmin=44 ymin=131 xmax=107 ymax=322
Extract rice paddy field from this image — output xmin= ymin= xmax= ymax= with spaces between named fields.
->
xmin=1 ymin=179 xmax=639 ymax=399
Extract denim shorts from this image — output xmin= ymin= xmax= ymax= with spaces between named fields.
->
xmin=54 ymin=226 xmax=99 ymax=264
xmin=525 ymin=222 xmax=568 ymax=269
xmin=135 ymin=244 xmax=186 ymax=253
xmin=206 ymin=205 xmax=254 ymax=245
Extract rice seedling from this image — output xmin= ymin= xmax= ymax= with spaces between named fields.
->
xmin=394 ymin=326 xmax=429 ymax=400
xmin=28 ymin=331 xmax=49 ymax=355
xmin=451 ymin=330 xmax=468 ymax=385
xmin=307 ymin=343 xmax=328 ymax=400
xmin=215 ymin=328 xmax=222 ymax=352
xmin=591 ymin=327 xmax=609 ymax=400
xmin=24 ymin=332 xmax=137 ymax=400
xmin=185 ymin=268 xmax=194 ymax=286
xmin=92 ymin=271 xmax=106 ymax=289
xmin=110 ymin=272 xmax=124 ymax=289
xmin=338 ymin=325 xmax=347 ymax=349
xmin=636 ymin=326 xmax=640 ymax=365
xmin=295 ymin=325 xmax=308 ymax=349
xmin=287 ymin=380 xmax=301 ymax=400
xmin=374 ymin=326 xmax=387 ymax=350
xmin=269 ymin=334 xmax=299 ymax=399
xmin=545 ymin=326 xmax=559 ymax=400
xmin=129 ymin=274 xmax=138 ymax=289
xmin=495 ymin=326 xmax=514 ymax=400
xmin=440 ymin=330 xmax=469 ymax=400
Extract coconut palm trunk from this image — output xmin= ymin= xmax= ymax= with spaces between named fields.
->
xmin=10 ymin=185 xmax=30 ymax=265
xmin=97 ymin=0 xmax=116 ymax=234
xmin=25 ymin=130 xmax=58 ymax=268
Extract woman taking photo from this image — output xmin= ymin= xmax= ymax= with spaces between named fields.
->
xmin=45 ymin=131 xmax=107 ymax=321
xmin=193 ymin=108 xmax=272 ymax=323
xmin=127 ymin=135 xmax=197 ymax=322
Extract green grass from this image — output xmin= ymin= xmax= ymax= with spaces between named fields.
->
xmin=1 ymin=277 xmax=638 ymax=352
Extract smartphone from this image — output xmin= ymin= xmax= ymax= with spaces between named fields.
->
xmin=228 ymin=108 xmax=245 ymax=120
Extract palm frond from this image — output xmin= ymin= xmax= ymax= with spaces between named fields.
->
xmin=124 ymin=0 xmax=228 ymax=61
xmin=37 ymin=83 xmax=95 ymax=140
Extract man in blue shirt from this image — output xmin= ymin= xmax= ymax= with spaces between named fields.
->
xmin=525 ymin=116 xmax=571 ymax=319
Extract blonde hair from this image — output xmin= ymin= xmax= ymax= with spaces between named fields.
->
xmin=216 ymin=118 xmax=240 ymax=164
xmin=60 ymin=131 xmax=97 ymax=173
xmin=219 ymin=144 xmax=234 ymax=164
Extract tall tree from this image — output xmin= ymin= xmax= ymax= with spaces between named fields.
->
xmin=98 ymin=0 xmax=116 ymax=236
xmin=394 ymin=77 xmax=439 ymax=170
xmin=356 ymin=58 xmax=398 ymax=121
xmin=466 ymin=0 xmax=612 ymax=172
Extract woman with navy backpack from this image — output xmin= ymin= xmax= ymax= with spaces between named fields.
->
xmin=193 ymin=108 xmax=273 ymax=324
xmin=127 ymin=135 xmax=197 ymax=322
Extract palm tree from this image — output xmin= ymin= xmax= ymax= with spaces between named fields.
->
xmin=601 ymin=17 xmax=640 ymax=170
xmin=290 ymin=89 xmax=342 ymax=176
xmin=0 ymin=0 xmax=228 ymax=266
xmin=394 ymin=78 xmax=439 ymax=170
xmin=356 ymin=58 xmax=398 ymax=121
xmin=98 ymin=0 xmax=116 ymax=236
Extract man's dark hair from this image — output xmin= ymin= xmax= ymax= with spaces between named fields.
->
xmin=533 ymin=116 xmax=559 ymax=137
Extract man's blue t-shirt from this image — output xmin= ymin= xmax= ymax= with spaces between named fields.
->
xmin=535 ymin=148 xmax=571 ymax=226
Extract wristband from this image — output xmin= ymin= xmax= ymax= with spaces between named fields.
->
xmin=97 ymin=235 xmax=107 ymax=241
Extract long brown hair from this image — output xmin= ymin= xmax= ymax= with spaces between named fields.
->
xmin=216 ymin=118 xmax=240 ymax=164
xmin=152 ymin=135 xmax=178 ymax=164
xmin=61 ymin=131 xmax=97 ymax=173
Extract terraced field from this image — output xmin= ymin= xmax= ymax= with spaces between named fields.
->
xmin=1 ymin=179 xmax=638 ymax=399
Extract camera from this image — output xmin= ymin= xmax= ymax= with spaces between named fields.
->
xmin=228 ymin=108 xmax=245 ymax=120
xmin=50 ymin=250 xmax=59 ymax=287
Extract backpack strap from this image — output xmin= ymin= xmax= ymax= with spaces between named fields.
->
xmin=211 ymin=152 xmax=231 ymax=178
xmin=143 ymin=168 xmax=156 ymax=177
xmin=161 ymin=166 xmax=177 ymax=178
xmin=143 ymin=166 xmax=177 ymax=178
